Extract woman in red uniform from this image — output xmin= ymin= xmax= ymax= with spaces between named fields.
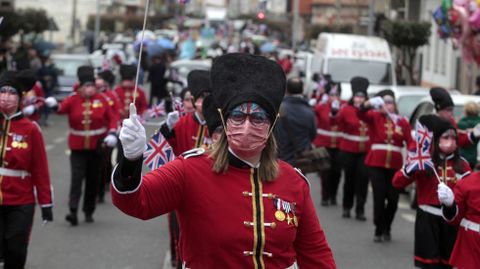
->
xmin=45 ymin=66 xmax=118 ymax=226
xmin=112 ymin=53 xmax=336 ymax=269
xmin=361 ymin=90 xmax=413 ymax=242
xmin=438 ymin=168 xmax=480 ymax=269
xmin=313 ymin=81 xmax=344 ymax=206
xmin=393 ymin=115 xmax=471 ymax=269
xmin=336 ymin=77 xmax=370 ymax=220
xmin=0 ymin=71 xmax=53 ymax=269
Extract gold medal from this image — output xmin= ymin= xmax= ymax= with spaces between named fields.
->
xmin=293 ymin=215 xmax=298 ymax=227
xmin=11 ymin=141 xmax=18 ymax=148
xmin=275 ymin=210 xmax=285 ymax=221
xmin=22 ymin=142 xmax=28 ymax=149
xmin=286 ymin=214 xmax=293 ymax=225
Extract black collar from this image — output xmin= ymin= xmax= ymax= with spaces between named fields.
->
xmin=227 ymin=148 xmax=260 ymax=169
xmin=2 ymin=111 xmax=23 ymax=121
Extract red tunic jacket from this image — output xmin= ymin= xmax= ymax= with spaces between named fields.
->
xmin=313 ymin=101 xmax=345 ymax=149
xmin=337 ymin=104 xmax=370 ymax=153
xmin=446 ymin=172 xmax=480 ymax=269
xmin=111 ymin=151 xmax=336 ymax=269
xmin=58 ymin=93 xmax=117 ymax=151
xmin=0 ymin=113 xmax=52 ymax=206
xmin=113 ymin=85 xmax=148 ymax=120
xmin=362 ymin=110 xmax=413 ymax=169
xmin=22 ymin=81 xmax=45 ymax=123
xmin=393 ymin=156 xmax=471 ymax=205
xmin=166 ymin=113 xmax=210 ymax=156
xmin=101 ymin=90 xmax=121 ymax=129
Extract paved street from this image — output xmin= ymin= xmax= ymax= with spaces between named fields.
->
xmin=26 ymin=114 xmax=418 ymax=269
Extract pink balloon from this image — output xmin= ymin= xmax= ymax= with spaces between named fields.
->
xmin=469 ymin=9 xmax=480 ymax=28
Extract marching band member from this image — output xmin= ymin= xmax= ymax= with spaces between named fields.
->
xmin=113 ymin=64 xmax=148 ymax=120
xmin=393 ymin=115 xmax=471 ymax=269
xmin=17 ymin=69 xmax=45 ymax=123
xmin=361 ymin=90 xmax=413 ymax=242
xmin=159 ymin=70 xmax=211 ymax=156
xmin=337 ymin=76 xmax=370 ymax=221
xmin=112 ymin=53 xmax=336 ymax=268
xmin=313 ymin=81 xmax=345 ymax=206
xmin=0 ymin=71 xmax=53 ymax=269
xmin=438 ymin=166 xmax=480 ymax=269
xmin=45 ymin=66 xmax=117 ymax=226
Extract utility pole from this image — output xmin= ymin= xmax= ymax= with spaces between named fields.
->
xmin=70 ymin=0 xmax=78 ymax=44
xmin=292 ymin=0 xmax=299 ymax=50
xmin=367 ymin=0 xmax=375 ymax=36
xmin=94 ymin=0 xmax=101 ymax=50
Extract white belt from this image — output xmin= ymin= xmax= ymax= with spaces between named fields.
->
xmin=460 ymin=218 xmax=480 ymax=233
xmin=371 ymin=143 xmax=403 ymax=153
xmin=0 ymin=167 xmax=31 ymax=179
xmin=70 ymin=127 xmax=107 ymax=136
xmin=317 ymin=128 xmax=342 ymax=137
xmin=342 ymin=133 xmax=369 ymax=142
xmin=182 ymin=261 xmax=298 ymax=268
xmin=419 ymin=205 xmax=442 ymax=216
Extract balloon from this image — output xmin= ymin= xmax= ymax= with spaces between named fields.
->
xmin=454 ymin=0 xmax=467 ymax=7
xmin=469 ymin=9 xmax=480 ymax=28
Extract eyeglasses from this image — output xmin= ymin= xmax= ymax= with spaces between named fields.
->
xmin=228 ymin=111 xmax=270 ymax=126
xmin=0 ymin=86 xmax=17 ymax=94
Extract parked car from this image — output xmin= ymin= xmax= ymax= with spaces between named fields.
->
xmin=51 ymin=54 xmax=94 ymax=100
xmin=167 ymin=59 xmax=212 ymax=95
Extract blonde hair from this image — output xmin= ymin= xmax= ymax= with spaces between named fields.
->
xmin=464 ymin=101 xmax=480 ymax=116
xmin=209 ymin=132 xmax=279 ymax=182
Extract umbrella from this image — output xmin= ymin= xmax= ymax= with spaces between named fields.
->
xmin=34 ymin=40 xmax=56 ymax=52
xmin=135 ymin=30 xmax=156 ymax=42
xmin=157 ymin=38 xmax=175 ymax=49
xmin=147 ymin=43 xmax=165 ymax=57
xmin=260 ymin=42 xmax=276 ymax=53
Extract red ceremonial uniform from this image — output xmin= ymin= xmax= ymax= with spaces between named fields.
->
xmin=113 ymin=85 xmax=148 ymax=120
xmin=112 ymin=152 xmax=336 ymax=269
xmin=100 ymin=90 xmax=121 ymax=128
xmin=57 ymin=92 xmax=117 ymax=150
xmin=337 ymin=104 xmax=370 ymax=153
xmin=313 ymin=101 xmax=345 ymax=149
xmin=446 ymin=172 xmax=480 ymax=269
xmin=22 ymin=81 xmax=45 ymax=122
xmin=0 ymin=113 xmax=52 ymax=206
xmin=167 ymin=113 xmax=210 ymax=156
xmin=362 ymin=110 xmax=413 ymax=170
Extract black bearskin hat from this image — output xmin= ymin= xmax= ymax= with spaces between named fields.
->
xmin=430 ymin=87 xmax=454 ymax=111
xmin=350 ymin=76 xmax=369 ymax=96
xmin=202 ymin=94 xmax=222 ymax=136
xmin=187 ymin=70 xmax=211 ymax=100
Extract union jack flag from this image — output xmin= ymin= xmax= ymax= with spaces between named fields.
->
xmin=405 ymin=121 xmax=434 ymax=173
xmin=147 ymin=101 xmax=167 ymax=119
xmin=173 ymin=98 xmax=185 ymax=116
xmin=143 ymin=131 xmax=175 ymax=170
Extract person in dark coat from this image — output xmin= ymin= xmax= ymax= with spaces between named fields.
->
xmin=275 ymin=77 xmax=316 ymax=165
xmin=147 ymin=55 xmax=167 ymax=106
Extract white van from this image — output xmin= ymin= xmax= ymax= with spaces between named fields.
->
xmin=311 ymin=33 xmax=396 ymax=100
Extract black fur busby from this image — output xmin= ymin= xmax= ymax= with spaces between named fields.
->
xmin=430 ymin=87 xmax=454 ymax=111
xmin=350 ymin=76 xmax=369 ymax=97
xmin=0 ymin=71 xmax=32 ymax=95
xmin=326 ymin=81 xmax=341 ymax=96
xmin=211 ymin=53 xmax=286 ymax=123
xmin=187 ymin=70 xmax=211 ymax=100
xmin=419 ymin=114 xmax=456 ymax=141
xmin=120 ymin=64 xmax=137 ymax=81
xmin=77 ymin=66 xmax=95 ymax=86
xmin=16 ymin=69 xmax=37 ymax=92
xmin=98 ymin=70 xmax=115 ymax=86
xmin=202 ymin=95 xmax=222 ymax=135
xmin=376 ymin=89 xmax=395 ymax=100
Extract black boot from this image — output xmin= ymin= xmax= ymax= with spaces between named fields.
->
xmin=342 ymin=209 xmax=351 ymax=218
xmin=383 ymin=230 xmax=391 ymax=242
xmin=355 ymin=212 xmax=367 ymax=221
xmin=85 ymin=213 xmax=94 ymax=223
xmin=65 ymin=209 xmax=78 ymax=226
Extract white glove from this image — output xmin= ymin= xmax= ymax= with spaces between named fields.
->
xmin=166 ymin=111 xmax=180 ymax=130
xmin=45 ymin=97 xmax=58 ymax=108
xmin=331 ymin=99 xmax=340 ymax=111
xmin=369 ymin=96 xmax=385 ymax=109
xmin=308 ymin=98 xmax=317 ymax=107
xmin=119 ymin=104 xmax=147 ymax=161
xmin=473 ymin=123 xmax=480 ymax=138
xmin=437 ymin=182 xmax=454 ymax=206
xmin=22 ymin=105 xmax=35 ymax=116
xmin=103 ymin=134 xmax=118 ymax=148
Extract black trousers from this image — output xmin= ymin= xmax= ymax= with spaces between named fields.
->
xmin=414 ymin=208 xmax=456 ymax=269
xmin=369 ymin=167 xmax=399 ymax=235
xmin=168 ymin=211 xmax=181 ymax=268
xmin=69 ymin=150 xmax=101 ymax=215
xmin=0 ymin=204 xmax=34 ymax=269
xmin=341 ymin=151 xmax=369 ymax=214
xmin=320 ymin=148 xmax=342 ymax=203
xmin=98 ymin=146 xmax=113 ymax=201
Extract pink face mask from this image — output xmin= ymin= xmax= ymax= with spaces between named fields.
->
xmin=438 ymin=130 xmax=457 ymax=155
xmin=226 ymin=103 xmax=270 ymax=159
xmin=0 ymin=90 xmax=19 ymax=115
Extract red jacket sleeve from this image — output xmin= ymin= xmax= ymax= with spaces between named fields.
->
xmin=30 ymin=123 xmax=53 ymax=206
xmin=294 ymin=183 xmax=337 ymax=269
xmin=448 ymin=181 xmax=468 ymax=225
xmin=111 ymin=157 xmax=186 ymax=220
xmin=57 ymin=95 xmax=73 ymax=114
xmin=392 ymin=169 xmax=415 ymax=189
xmin=401 ymin=118 xmax=414 ymax=148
